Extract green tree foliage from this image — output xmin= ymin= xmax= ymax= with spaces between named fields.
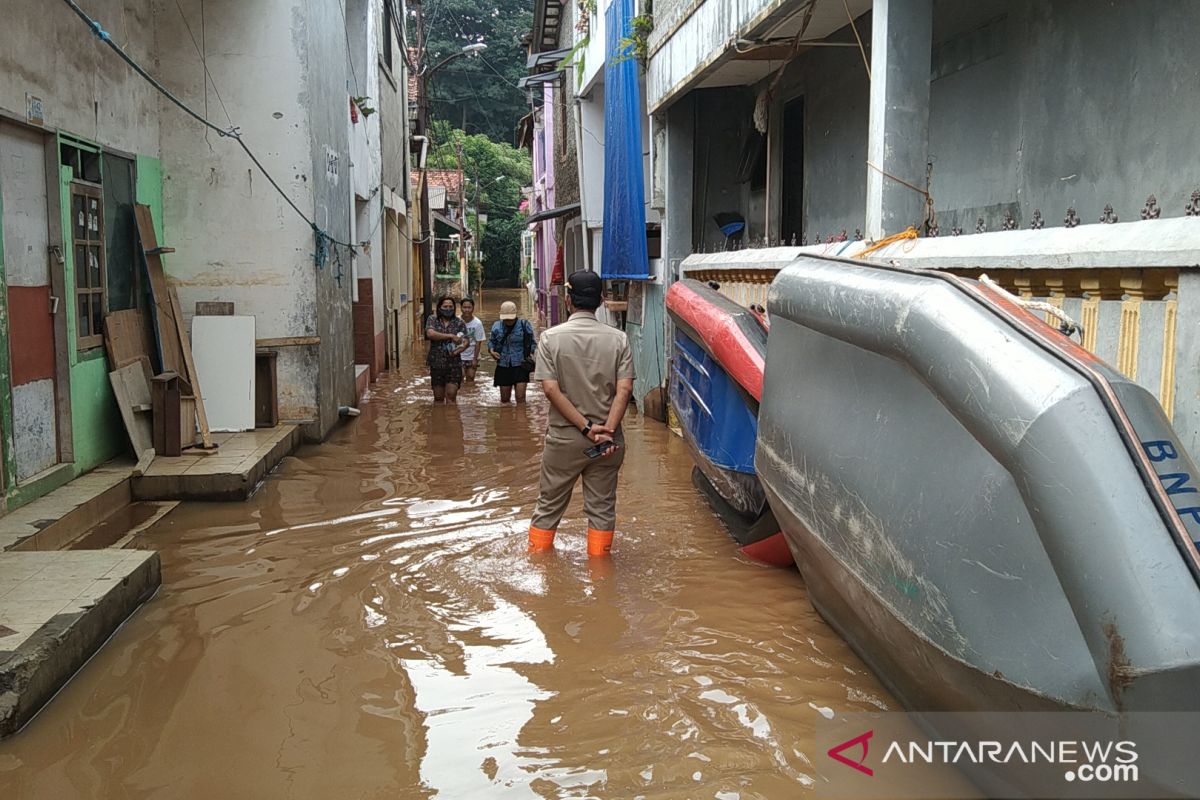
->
xmin=482 ymin=216 xmax=525 ymax=285
xmin=428 ymin=120 xmax=531 ymax=285
xmin=417 ymin=0 xmax=532 ymax=144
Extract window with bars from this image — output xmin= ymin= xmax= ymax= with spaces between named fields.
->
xmin=72 ymin=184 xmax=106 ymax=350
xmin=382 ymin=0 xmax=395 ymax=72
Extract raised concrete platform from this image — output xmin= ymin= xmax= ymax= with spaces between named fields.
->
xmin=133 ymin=425 xmax=302 ymax=501
xmin=0 ymin=462 xmax=134 ymax=552
xmin=0 ymin=549 xmax=160 ymax=738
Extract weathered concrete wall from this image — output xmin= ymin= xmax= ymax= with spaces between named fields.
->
xmin=1 ymin=123 xmax=58 ymax=481
xmin=0 ymin=0 xmax=160 ymax=157
xmin=690 ymin=87 xmax=758 ymax=251
xmin=156 ymin=0 xmax=327 ymax=424
xmin=553 ymin=0 xmax=581 ymax=212
xmin=578 ymin=87 xmax=605 ymax=228
xmin=766 ymin=1 xmax=1200 ymax=237
xmin=305 ymin=0 xmax=357 ymax=435
xmin=624 ymin=281 xmax=666 ymax=410
xmin=929 ymin=0 xmax=1200 ymax=232
xmin=771 ymin=17 xmax=873 ymax=240
xmin=375 ymin=0 xmax=409 ymax=198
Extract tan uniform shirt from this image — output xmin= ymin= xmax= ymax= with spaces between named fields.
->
xmin=532 ymin=311 xmax=636 ymax=429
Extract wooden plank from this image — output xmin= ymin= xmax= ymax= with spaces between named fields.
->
xmin=132 ymin=450 xmax=155 ymax=477
xmin=196 ymin=301 xmax=234 ymax=316
xmin=134 ymin=204 xmax=186 ymax=378
xmin=103 ymin=309 xmax=152 ymax=370
xmin=110 ymin=362 xmax=154 ymax=456
xmin=151 ymin=372 xmax=182 ymax=457
xmin=180 ymin=395 xmax=198 ymax=449
xmin=256 ymin=336 xmax=321 ymax=347
xmin=170 ymin=286 xmax=214 ymax=448
xmin=255 ymin=349 xmax=279 ymax=428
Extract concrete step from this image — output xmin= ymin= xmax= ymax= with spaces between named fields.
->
xmin=0 ymin=462 xmax=134 ymax=552
xmin=0 ymin=549 xmax=160 ymax=739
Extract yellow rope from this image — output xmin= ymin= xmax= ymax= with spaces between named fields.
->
xmin=859 ymin=226 xmax=919 ymax=257
xmin=843 ymin=0 xmax=870 ymax=79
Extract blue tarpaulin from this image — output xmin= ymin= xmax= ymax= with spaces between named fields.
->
xmin=601 ymin=0 xmax=650 ymax=281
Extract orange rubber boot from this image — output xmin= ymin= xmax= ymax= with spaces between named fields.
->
xmin=528 ymin=525 xmax=556 ymax=552
xmin=587 ymin=528 xmax=614 ymax=557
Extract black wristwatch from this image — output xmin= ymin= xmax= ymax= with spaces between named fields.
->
xmin=581 ymin=422 xmax=593 ymax=437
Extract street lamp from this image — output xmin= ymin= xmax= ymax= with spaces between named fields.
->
xmin=421 ymin=43 xmax=488 ymax=77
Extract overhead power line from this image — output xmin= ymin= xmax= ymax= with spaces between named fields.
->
xmin=59 ymin=0 xmax=359 ymax=263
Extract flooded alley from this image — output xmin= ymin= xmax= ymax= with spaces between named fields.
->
xmin=0 ymin=291 xmax=894 ymax=798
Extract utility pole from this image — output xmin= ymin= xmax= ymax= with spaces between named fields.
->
xmin=414 ymin=0 xmax=434 ymax=323
xmin=455 ymin=139 xmax=467 ymax=297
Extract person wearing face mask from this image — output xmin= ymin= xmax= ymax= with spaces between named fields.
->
xmin=425 ymin=295 xmax=469 ymax=403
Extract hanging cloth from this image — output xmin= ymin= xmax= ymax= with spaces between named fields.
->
xmin=551 ymin=242 xmax=565 ymax=286
xmin=600 ymin=0 xmax=651 ymax=280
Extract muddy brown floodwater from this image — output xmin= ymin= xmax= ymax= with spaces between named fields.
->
xmin=0 ymin=290 xmax=908 ymax=798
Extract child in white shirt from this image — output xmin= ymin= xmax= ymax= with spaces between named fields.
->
xmin=459 ymin=298 xmax=486 ymax=382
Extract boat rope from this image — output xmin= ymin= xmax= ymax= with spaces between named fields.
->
xmin=858 ymin=226 xmax=920 ymax=257
xmin=865 ymin=161 xmax=937 ymax=233
xmin=842 ymin=0 xmax=870 ymax=79
xmin=978 ymin=273 xmax=1084 ymax=340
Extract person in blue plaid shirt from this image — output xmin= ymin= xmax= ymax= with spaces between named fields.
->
xmin=488 ymin=300 xmax=537 ymax=404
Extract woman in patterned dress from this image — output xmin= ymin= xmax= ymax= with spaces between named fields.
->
xmin=425 ymin=296 xmax=468 ymax=403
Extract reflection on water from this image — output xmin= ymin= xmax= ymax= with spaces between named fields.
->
xmin=0 ymin=290 xmax=939 ymax=798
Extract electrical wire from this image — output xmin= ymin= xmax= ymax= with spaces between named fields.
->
xmin=60 ymin=0 xmax=359 ymax=259
xmin=478 ymin=55 xmax=525 ymax=91
xmin=172 ymin=0 xmax=234 ymax=130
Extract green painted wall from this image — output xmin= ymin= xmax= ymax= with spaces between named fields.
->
xmin=62 ymin=155 xmax=164 ymax=475
xmin=136 ymin=155 xmax=163 ymax=243
xmin=59 ymin=162 xmax=123 ymax=473
xmin=70 ymin=350 xmax=125 ymax=472
xmin=0 ymin=141 xmax=164 ymax=511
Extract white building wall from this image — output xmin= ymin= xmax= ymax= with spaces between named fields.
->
xmin=0 ymin=0 xmax=160 ymax=157
xmin=156 ymin=0 xmax=321 ymax=419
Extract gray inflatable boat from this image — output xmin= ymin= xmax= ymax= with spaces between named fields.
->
xmin=757 ymin=255 xmax=1200 ymax=792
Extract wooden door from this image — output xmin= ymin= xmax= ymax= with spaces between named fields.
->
xmin=1 ymin=121 xmax=60 ymax=481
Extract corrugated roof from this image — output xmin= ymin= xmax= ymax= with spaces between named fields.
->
xmin=425 ymin=169 xmax=463 ymax=196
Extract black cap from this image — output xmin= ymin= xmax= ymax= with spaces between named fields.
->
xmin=566 ymin=270 xmax=603 ymax=306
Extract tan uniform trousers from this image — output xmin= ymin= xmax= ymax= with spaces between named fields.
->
xmin=530 ymin=427 xmax=626 ymax=532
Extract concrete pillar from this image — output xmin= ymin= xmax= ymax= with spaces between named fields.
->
xmin=664 ymin=94 xmax=695 ymax=282
xmin=1171 ymin=270 xmax=1200 ymax=456
xmin=864 ymin=0 xmax=933 ymax=240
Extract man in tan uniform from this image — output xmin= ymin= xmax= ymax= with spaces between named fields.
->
xmin=528 ymin=271 xmax=635 ymax=557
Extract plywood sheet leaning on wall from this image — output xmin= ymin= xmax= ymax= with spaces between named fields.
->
xmin=134 ymin=203 xmax=214 ymax=449
xmin=104 ymin=308 xmax=153 ymax=375
xmin=109 ymin=361 xmax=154 ymax=457
xmin=133 ymin=205 xmax=184 ymax=379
